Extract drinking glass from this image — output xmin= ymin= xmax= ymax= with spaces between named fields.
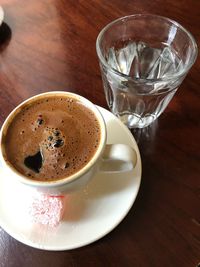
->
xmin=96 ymin=14 xmax=198 ymax=128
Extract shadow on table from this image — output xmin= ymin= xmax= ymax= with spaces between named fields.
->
xmin=0 ymin=22 xmax=12 ymax=52
xmin=131 ymin=119 xmax=159 ymax=145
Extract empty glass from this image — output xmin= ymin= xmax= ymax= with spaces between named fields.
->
xmin=96 ymin=14 xmax=198 ymax=128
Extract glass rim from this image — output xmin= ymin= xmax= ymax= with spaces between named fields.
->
xmin=96 ymin=14 xmax=198 ymax=83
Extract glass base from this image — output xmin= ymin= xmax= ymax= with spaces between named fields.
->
xmin=116 ymin=113 xmax=158 ymax=128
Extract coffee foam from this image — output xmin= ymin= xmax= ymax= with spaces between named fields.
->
xmin=4 ymin=96 xmax=101 ymax=181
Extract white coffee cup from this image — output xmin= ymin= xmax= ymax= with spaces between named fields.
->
xmin=0 ymin=91 xmax=137 ymax=194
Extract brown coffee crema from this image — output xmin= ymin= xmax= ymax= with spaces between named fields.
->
xmin=4 ymin=96 xmax=101 ymax=181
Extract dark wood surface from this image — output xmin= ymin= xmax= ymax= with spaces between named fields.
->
xmin=0 ymin=1 xmax=199 ymax=266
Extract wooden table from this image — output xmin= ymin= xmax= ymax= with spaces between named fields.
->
xmin=0 ymin=1 xmax=199 ymax=266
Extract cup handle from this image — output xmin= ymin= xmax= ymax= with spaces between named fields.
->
xmin=100 ymin=144 xmax=137 ymax=172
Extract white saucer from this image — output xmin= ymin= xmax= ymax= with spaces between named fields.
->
xmin=0 ymin=6 xmax=4 ymax=26
xmin=0 ymin=107 xmax=142 ymax=251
